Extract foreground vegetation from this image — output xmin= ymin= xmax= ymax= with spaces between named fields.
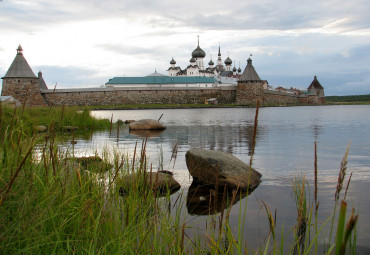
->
xmin=0 ymin=104 xmax=359 ymax=254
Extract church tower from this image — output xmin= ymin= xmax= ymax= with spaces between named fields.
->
xmin=216 ymin=43 xmax=224 ymax=71
xmin=1 ymin=45 xmax=47 ymax=106
xmin=191 ymin=36 xmax=206 ymax=70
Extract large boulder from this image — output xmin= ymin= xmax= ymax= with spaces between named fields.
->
xmin=118 ymin=170 xmax=180 ymax=196
xmin=129 ymin=119 xmax=166 ymax=130
xmin=185 ymin=149 xmax=261 ymax=191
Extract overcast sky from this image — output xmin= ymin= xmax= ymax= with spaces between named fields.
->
xmin=1 ymin=0 xmax=369 ymax=95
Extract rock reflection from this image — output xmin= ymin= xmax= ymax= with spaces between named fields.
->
xmin=186 ymin=181 xmax=259 ymax=215
xmin=129 ymin=129 xmax=165 ymax=138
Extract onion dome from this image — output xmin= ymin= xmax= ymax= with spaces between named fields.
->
xmin=170 ymin=58 xmax=176 ymax=65
xmin=224 ymin=57 xmax=232 ymax=65
xmin=208 ymin=59 xmax=214 ymax=66
xmin=238 ymin=67 xmax=242 ymax=73
xmin=233 ymin=66 xmax=237 ymax=72
xmin=190 ymin=57 xmax=196 ymax=63
xmin=192 ymin=39 xmax=206 ymax=58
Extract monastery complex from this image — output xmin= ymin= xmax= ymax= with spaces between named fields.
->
xmin=1 ymin=43 xmax=325 ymax=107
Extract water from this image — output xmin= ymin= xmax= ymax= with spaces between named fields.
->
xmin=69 ymin=105 xmax=370 ymax=252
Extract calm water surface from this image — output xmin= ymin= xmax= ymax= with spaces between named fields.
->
xmin=72 ymin=105 xmax=369 ymax=252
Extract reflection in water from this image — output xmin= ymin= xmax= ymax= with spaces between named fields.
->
xmin=129 ymin=129 xmax=165 ymax=138
xmin=159 ymin=123 xmax=261 ymax=156
xmin=186 ymin=181 xmax=258 ymax=215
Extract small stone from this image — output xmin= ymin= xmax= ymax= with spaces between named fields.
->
xmin=124 ymin=120 xmax=135 ymax=124
xmin=63 ymin=126 xmax=78 ymax=132
xmin=34 ymin=125 xmax=47 ymax=133
xmin=117 ymin=171 xmax=180 ymax=196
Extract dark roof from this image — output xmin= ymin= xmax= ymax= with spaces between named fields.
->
xmin=170 ymin=58 xmax=176 ymax=64
xmin=192 ymin=42 xmax=206 ymax=58
xmin=224 ymin=57 xmax=232 ymax=65
xmin=3 ymin=45 xmax=37 ymax=79
xmin=220 ymin=70 xmax=233 ymax=77
xmin=38 ymin=71 xmax=48 ymax=90
xmin=167 ymin=67 xmax=181 ymax=71
xmin=239 ymin=58 xmax=261 ymax=81
xmin=308 ymin=75 xmax=324 ymax=90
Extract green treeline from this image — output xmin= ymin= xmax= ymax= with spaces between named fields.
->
xmin=326 ymin=94 xmax=370 ymax=103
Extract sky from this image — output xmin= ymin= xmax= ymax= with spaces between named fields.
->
xmin=1 ymin=0 xmax=370 ymax=95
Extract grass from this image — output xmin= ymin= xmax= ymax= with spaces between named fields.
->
xmin=0 ymin=103 xmax=360 ymax=254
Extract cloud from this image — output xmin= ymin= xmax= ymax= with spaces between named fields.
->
xmin=1 ymin=0 xmax=370 ymax=95
xmin=34 ymin=65 xmax=107 ymax=89
xmin=97 ymin=44 xmax=161 ymax=57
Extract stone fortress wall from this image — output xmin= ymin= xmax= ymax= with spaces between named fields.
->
xmin=1 ymin=80 xmax=313 ymax=107
xmin=41 ymin=87 xmax=237 ymax=106
xmin=39 ymin=85 xmax=299 ymax=106
xmin=1 ymin=46 xmax=324 ymax=107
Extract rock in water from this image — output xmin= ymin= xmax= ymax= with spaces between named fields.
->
xmin=118 ymin=171 xmax=180 ymax=196
xmin=34 ymin=125 xmax=47 ymax=133
xmin=129 ymin=119 xmax=166 ymax=130
xmin=185 ymin=148 xmax=261 ymax=191
xmin=124 ymin=119 xmax=135 ymax=124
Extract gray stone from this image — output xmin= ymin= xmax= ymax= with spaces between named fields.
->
xmin=116 ymin=119 xmax=124 ymax=125
xmin=129 ymin=119 xmax=166 ymax=130
xmin=185 ymin=148 xmax=261 ymax=191
xmin=34 ymin=125 xmax=47 ymax=133
xmin=124 ymin=119 xmax=135 ymax=124
xmin=63 ymin=126 xmax=78 ymax=132
xmin=118 ymin=171 xmax=180 ymax=196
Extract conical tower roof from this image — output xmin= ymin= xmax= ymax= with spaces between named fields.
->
xmin=308 ymin=75 xmax=323 ymax=90
xmin=3 ymin=45 xmax=36 ymax=79
xmin=38 ymin=71 xmax=48 ymax=90
xmin=239 ymin=58 xmax=261 ymax=81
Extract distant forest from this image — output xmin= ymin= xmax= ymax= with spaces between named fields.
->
xmin=325 ymin=94 xmax=370 ymax=102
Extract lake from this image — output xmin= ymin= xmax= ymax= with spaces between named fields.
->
xmin=70 ymin=105 xmax=370 ymax=252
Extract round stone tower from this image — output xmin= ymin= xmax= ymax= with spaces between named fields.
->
xmin=1 ymin=45 xmax=47 ymax=106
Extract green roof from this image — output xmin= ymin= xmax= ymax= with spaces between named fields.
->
xmin=106 ymin=76 xmax=216 ymax=85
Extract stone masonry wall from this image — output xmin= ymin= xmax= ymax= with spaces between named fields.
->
xmin=263 ymin=90 xmax=300 ymax=104
xmin=236 ymin=81 xmax=264 ymax=104
xmin=2 ymin=79 xmax=303 ymax=107
xmin=1 ymin=78 xmax=48 ymax=106
xmin=42 ymin=87 xmax=236 ymax=106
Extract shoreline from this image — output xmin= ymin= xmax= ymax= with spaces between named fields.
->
xmin=91 ymin=102 xmax=370 ymax=111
